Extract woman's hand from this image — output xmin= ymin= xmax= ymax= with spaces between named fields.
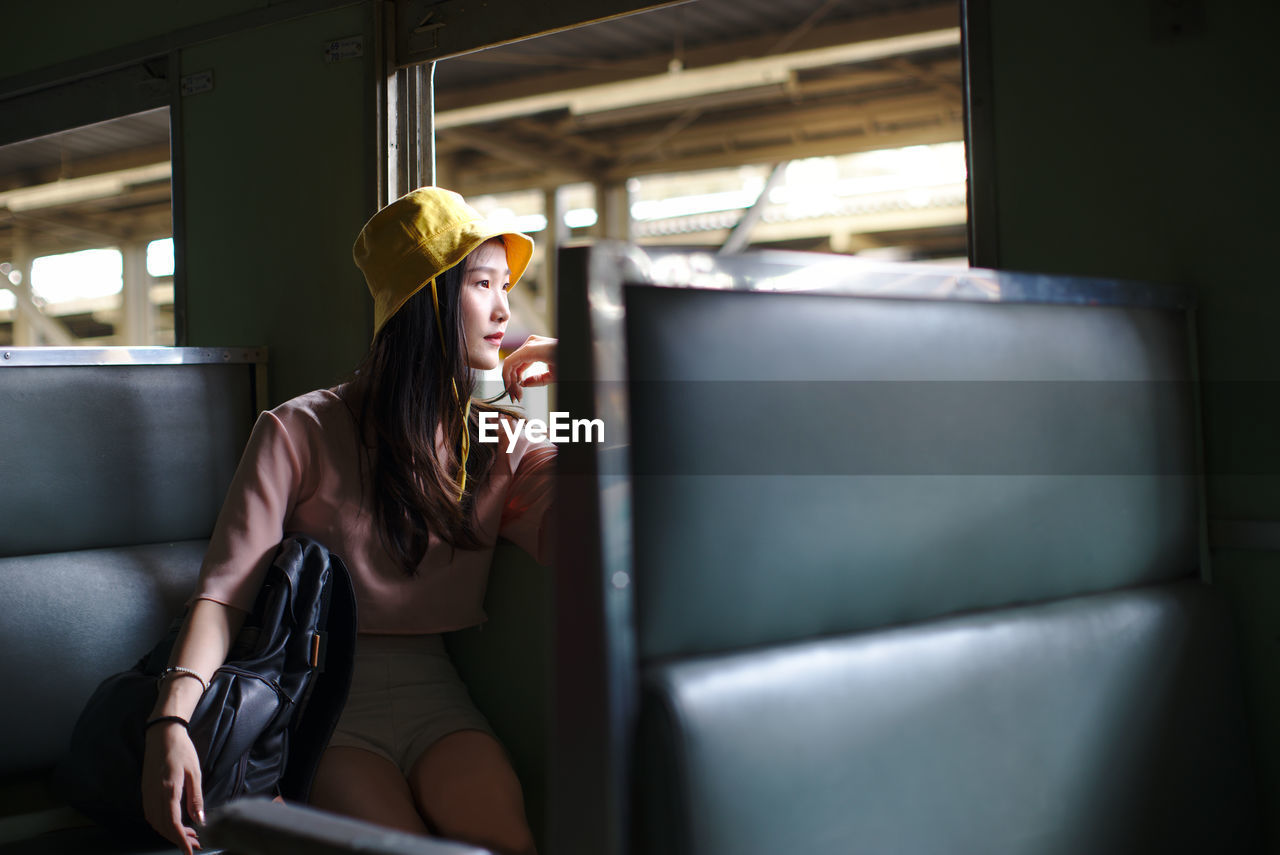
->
xmin=140 ymin=600 xmax=242 ymax=854
xmin=502 ymin=334 xmax=557 ymax=403
xmin=142 ymin=722 xmax=205 ymax=854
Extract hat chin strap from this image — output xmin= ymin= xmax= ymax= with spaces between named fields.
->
xmin=429 ymin=277 xmax=471 ymax=502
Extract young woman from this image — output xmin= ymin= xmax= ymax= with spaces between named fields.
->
xmin=140 ymin=188 xmax=556 ymax=855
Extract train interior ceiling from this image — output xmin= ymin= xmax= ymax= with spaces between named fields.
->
xmin=0 ymin=0 xmax=964 ymax=347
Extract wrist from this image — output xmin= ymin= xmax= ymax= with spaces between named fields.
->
xmin=152 ymin=672 xmax=205 ymax=717
xmin=160 ymin=666 xmax=210 ymax=694
xmin=146 ymin=723 xmax=188 ymax=742
xmin=146 ymin=714 xmax=189 ymax=731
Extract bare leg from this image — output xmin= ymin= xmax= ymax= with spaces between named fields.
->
xmin=408 ymin=729 xmax=536 ymax=855
xmin=310 ymin=745 xmax=430 ymax=835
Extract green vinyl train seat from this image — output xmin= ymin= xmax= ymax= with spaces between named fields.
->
xmin=0 ymin=348 xmax=265 ymax=854
xmin=554 ymin=244 xmax=1262 ymax=855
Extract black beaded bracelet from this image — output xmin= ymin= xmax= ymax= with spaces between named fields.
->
xmin=145 ymin=715 xmax=190 ymax=731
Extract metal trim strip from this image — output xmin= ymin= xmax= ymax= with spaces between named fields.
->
xmin=619 ymin=244 xmax=1193 ymax=309
xmin=0 ymin=346 xmax=267 ymax=367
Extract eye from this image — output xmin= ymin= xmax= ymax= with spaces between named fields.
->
xmin=475 ymin=278 xmax=491 ymax=289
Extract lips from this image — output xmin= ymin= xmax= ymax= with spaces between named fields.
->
xmin=484 ymin=333 xmax=504 ymax=347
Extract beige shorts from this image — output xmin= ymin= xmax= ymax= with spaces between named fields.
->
xmin=325 ymin=633 xmax=495 ymax=776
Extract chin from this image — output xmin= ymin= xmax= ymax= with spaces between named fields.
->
xmin=468 ymin=351 xmax=500 ymax=371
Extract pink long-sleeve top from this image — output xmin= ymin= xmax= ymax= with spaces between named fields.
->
xmin=191 ymin=386 xmax=555 ymax=633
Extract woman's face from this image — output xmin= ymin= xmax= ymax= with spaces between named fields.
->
xmin=459 ymin=240 xmax=511 ymax=371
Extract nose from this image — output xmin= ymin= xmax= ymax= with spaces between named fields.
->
xmin=492 ymin=287 xmax=509 ymax=322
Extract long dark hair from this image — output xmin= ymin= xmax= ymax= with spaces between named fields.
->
xmin=348 ymin=244 xmax=516 ymax=575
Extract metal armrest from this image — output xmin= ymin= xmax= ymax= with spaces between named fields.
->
xmin=204 ymin=798 xmax=495 ymax=855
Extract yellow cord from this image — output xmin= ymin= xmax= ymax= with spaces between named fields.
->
xmin=429 ymin=277 xmax=470 ymax=501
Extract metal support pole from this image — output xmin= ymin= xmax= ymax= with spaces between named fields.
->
xmin=384 ymin=66 xmax=416 ymax=204
xmin=427 ymin=62 xmax=436 ymax=187
xmin=10 ymin=226 xmax=73 ymax=346
xmin=719 ymin=161 xmax=787 ymax=254
xmin=121 ymin=241 xmax=153 ymax=344
xmin=10 ymin=228 xmax=33 ymax=346
xmin=542 ymin=185 xmax=566 ymax=335
xmin=408 ymin=63 xmax=427 ymax=189
xmin=386 ymin=63 xmax=433 ymax=200
xmin=594 ymin=180 xmax=631 ymax=241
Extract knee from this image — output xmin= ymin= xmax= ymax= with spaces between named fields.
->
xmin=435 ymin=807 xmax=535 ymax=854
xmin=410 ymin=730 xmax=537 ymax=854
xmin=415 ymin=762 xmax=534 ymax=854
xmin=455 ymin=817 xmax=536 ymax=855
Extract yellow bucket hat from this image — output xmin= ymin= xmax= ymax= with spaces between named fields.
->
xmin=352 ymin=187 xmax=534 ymax=501
xmin=353 ymin=187 xmax=535 ymax=337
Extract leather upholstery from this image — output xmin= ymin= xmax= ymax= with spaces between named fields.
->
xmin=0 ymin=825 xmax=195 ymax=854
xmin=624 ymin=286 xmax=1200 ymax=658
xmin=0 ymin=353 xmax=260 ymax=853
xmin=607 ymin=268 xmax=1261 ymax=855
xmin=635 ymin=583 xmax=1261 ymax=855
xmin=0 ymin=362 xmax=254 ymax=556
xmin=0 ymin=540 xmax=209 ymax=777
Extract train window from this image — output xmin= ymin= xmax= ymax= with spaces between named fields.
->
xmin=0 ymin=106 xmax=173 ymax=347
xmin=377 ymin=0 xmax=967 ymax=415
xmin=408 ymin=0 xmax=968 ymax=298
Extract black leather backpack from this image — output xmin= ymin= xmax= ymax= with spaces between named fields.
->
xmin=56 ymin=535 xmax=357 ymax=841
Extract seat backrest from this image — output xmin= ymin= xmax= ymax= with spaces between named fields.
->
xmin=625 ymin=283 xmax=1199 ymax=659
xmin=553 ymin=245 xmax=1260 ymax=855
xmin=0 ymin=347 xmax=263 ymax=558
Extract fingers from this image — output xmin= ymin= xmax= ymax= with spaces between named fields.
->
xmin=186 ymin=763 xmax=206 ymax=829
xmin=501 ymin=361 xmax=524 ymax=401
xmin=505 ymin=363 xmax=552 ymax=402
xmin=501 ymin=335 xmax=558 ymax=401
xmin=165 ymin=785 xmax=197 ymax=855
xmin=519 ymin=369 xmax=554 ymax=389
xmin=182 ymin=756 xmax=204 ymax=852
xmin=142 ymin=767 xmax=189 ymax=851
xmin=142 ymin=729 xmax=202 ymax=855
xmin=503 ymin=359 xmax=542 ymax=402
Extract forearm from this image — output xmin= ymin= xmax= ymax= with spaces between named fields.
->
xmin=149 ymin=598 xmax=248 ymax=720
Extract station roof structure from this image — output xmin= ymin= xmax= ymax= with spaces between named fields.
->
xmin=0 ymin=0 xmax=964 ymax=345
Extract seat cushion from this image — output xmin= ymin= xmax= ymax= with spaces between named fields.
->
xmin=0 ymin=823 xmax=195 ymax=855
xmin=635 ymin=581 xmax=1261 ymax=855
xmin=0 ymin=541 xmax=208 ymax=778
